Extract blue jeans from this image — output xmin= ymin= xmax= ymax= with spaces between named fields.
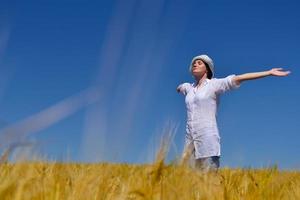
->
xmin=195 ymin=156 xmax=220 ymax=172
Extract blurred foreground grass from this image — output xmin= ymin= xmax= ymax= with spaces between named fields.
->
xmin=0 ymin=160 xmax=300 ymax=200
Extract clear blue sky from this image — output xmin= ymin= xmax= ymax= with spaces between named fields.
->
xmin=0 ymin=0 xmax=299 ymax=169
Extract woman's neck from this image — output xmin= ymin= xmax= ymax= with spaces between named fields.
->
xmin=194 ymin=73 xmax=207 ymax=86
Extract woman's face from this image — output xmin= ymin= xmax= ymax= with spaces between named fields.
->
xmin=192 ymin=59 xmax=207 ymax=77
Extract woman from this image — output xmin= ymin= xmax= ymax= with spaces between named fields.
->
xmin=177 ymin=54 xmax=290 ymax=172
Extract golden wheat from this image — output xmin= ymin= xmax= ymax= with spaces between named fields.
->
xmin=0 ymin=161 xmax=299 ymax=200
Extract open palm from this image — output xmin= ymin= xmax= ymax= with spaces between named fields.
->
xmin=269 ymin=68 xmax=291 ymax=76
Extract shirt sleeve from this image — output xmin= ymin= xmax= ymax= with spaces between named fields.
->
xmin=212 ymin=74 xmax=241 ymax=94
xmin=177 ymin=83 xmax=190 ymax=95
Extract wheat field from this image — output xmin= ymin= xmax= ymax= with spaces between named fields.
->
xmin=0 ymin=158 xmax=300 ymax=200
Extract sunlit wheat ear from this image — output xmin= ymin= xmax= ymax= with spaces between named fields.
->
xmin=154 ymin=123 xmax=178 ymax=164
xmin=0 ymin=147 xmax=10 ymax=163
xmin=179 ymin=142 xmax=193 ymax=167
xmin=0 ymin=142 xmax=34 ymax=163
xmin=148 ymin=123 xmax=177 ymax=184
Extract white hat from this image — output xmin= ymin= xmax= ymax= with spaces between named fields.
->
xmin=189 ymin=54 xmax=214 ymax=79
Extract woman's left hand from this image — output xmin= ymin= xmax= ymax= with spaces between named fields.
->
xmin=269 ymin=68 xmax=291 ymax=76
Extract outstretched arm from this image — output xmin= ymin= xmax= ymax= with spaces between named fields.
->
xmin=232 ymin=68 xmax=291 ymax=85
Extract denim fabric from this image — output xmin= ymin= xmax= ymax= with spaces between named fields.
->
xmin=195 ymin=156 xmax=220 ymax=172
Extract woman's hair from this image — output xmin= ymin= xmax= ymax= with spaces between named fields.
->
xmin=204 ymin=62 xmax=213 ymax=79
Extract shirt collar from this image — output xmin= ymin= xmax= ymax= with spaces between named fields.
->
xmin=193 ymin=78 xmax=210 ymax=87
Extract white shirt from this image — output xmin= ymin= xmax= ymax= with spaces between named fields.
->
xmin=178 ymin=75 xmax=240 ymax=158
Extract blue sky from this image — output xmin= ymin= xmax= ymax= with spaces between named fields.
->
xmin=0 ymin=0 xmax=299 ymax=169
